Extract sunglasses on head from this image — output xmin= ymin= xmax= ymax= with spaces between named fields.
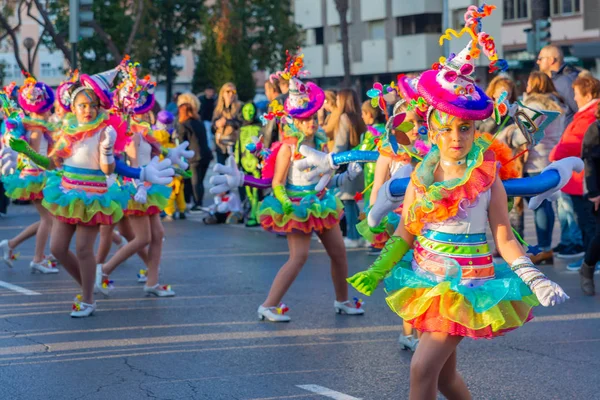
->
xmin=443 ymin=64 xmax=474 ymax=82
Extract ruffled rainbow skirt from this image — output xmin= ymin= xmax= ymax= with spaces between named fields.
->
xmin=2 ymin=169 xmax=47 ymax=201
xmin=42 ymin=166 xmax=129 ymax=226
xmin=258 ymin=184 xmax=343 ymax=234
xmin=124 ymin=182 xmax=171 ymax=217
xmin=384 ymin=232 xmax=538 ymax=339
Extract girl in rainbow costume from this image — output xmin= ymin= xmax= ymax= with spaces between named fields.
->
xmin=7 ymin=68 xmax=176 ymax=317
xmin=212 ymin=53 xmax=365 ymax=322
xmin=0 ymin=78 xmax=59 ymax=274
xmin=94 ymin=59 xmax=192 ymax=298
xmin=347 ymin=6 xmax=571 ymax=399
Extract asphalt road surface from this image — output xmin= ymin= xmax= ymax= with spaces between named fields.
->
xmin=0 ymin=205 xmax=599 ymax=400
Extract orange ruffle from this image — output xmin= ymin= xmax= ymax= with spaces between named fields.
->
xmin=478 ymin=132 xmax=520 ymax=180
xmin=407 ymin=150 xmax=497 ymax=236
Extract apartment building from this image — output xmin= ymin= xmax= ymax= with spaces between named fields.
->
xmin=293 ymin=0 xmax=502 ymax=90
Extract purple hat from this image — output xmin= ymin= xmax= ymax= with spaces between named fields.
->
xmin=17 ymin=77 xmax=54 ymax=114
xmin=157 ymin=110 xmax=174 ymax=125
xmin=284 ymin=78 xmax=324 ymax=119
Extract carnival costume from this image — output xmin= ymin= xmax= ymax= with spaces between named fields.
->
xmin=236 ymin=102 xmax=262 ymax=226
xmin=256 ymin=61 xmax=343 ymax=235
xmin=348 ymin=5 xmax=571 ymax=339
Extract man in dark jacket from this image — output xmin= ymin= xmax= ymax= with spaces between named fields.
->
xmin=198 ymin=86 xmax=216 ymax=151
xmin=537 ymin=45 xmax=579 ymax=129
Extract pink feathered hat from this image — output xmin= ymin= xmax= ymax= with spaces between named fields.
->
xmin=279 ymin=51 xmax=325 ymax=119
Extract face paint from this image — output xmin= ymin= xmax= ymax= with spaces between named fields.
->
xmin=429 ymin=110 xmax=457 ymax=143
xmin=242 ymin=103 xmax=256 ymax=122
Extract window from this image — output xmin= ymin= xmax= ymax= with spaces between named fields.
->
xmin=396 ymin=14 xmax=442 ymax=36
xmin=453 ymin=8 xmax=468 ymax=29
xmin=552 ymin=0 xmax=581 ymax=15
xmin=315 ymin=27 xmax=324 ymax=45
xmin=504 ymin=0 xmax=529 ymax=20
xmin=331 ymin=25 xmax=342 ymax=43
xmin=369 ymin=20 xmax=386 ymax=40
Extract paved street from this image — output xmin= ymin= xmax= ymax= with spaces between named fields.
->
xmin=0 ymin=206 xmax=599 ymax=400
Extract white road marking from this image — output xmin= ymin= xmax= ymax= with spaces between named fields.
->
xmin=296 ymin=385 xmax=362 ymax=400
xmin=0 ymin=281 xmax=41 ymax=296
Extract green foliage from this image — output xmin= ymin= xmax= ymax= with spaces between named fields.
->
xmin=192 ymin=0 xmax=301 ymax=101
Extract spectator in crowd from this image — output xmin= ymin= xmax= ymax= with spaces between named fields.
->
xmin=550 ymin=75 xmax=600 ymax=265
xmin=537 ymin=45 xmax=579 ymax=128
xmin=212 ymin=82 xmax=242 ymax=164
xmin=579 ymin=98 xmax=600 ymax=295
xmin=177 ymin=93 xmax=214 ymax=211
xmin=319 ymin=90 xmax=337 ymax=132
xmin=166 ymin=92 xmax=182 ymax=115
xmin=537 ymin=45 xmax=584 ymax=260
xmin=498 ymin=71 xmax=564 ymax=265
xmin=264 ymin=80 xmax=281 ymax=102
xmin=329 ymin=88 xmax=367 ymax=248
xmin=478 ymin=75 xmax=517 ymax=134
xmin=199 ymin=85 xmax=217 ymax=151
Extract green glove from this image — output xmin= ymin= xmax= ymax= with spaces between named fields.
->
xmin=347 ymin=236 xmax=410 ymax=296
xmin=9 ymin=137 xmax=50 ymax=170
xmin=273 ymin=184 xmax=294 ymax=215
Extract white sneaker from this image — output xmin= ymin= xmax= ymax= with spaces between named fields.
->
xmin=257 ymin=304 xmax=291 ymax=322
xmin=137 ymin=269 xmax=148 ymax=283
xmin=334 ymin=299 xmax=365 ymax=315
xmin=398 ymin=334 xmax=419 ymax=351
xmin=0 ymin=239 xmax=14 ymax=267
xmin=71 ymin=298 xmax=96 ymax=318
xmin=343 ymin=238 xmax=362 ymax=248
xmin=94 ymin=264 xmax=113 ymax=296
xmin=144 ymin=284 xmax=175 ymax=297
xmin=30 ymin=260 xmax=59 ymax=274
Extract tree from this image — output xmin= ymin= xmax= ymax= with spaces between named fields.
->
xmin=0 ymin=0 xmax=72 ymax=74
xmin=334 ymin=0 xmax=351 ymax=87
xmin=0 ymin=61 xmax=6 ymax=86
xmin=192 ymin=0 xmax=302 ymax=100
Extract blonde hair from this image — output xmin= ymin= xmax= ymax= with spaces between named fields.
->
xmin=177 ymin=92 xmax=200 ymax=122
xmin=485 ymin=75 xmax=517 ymax=102
xmin=213 ymin=82 xmax=241 ymax=120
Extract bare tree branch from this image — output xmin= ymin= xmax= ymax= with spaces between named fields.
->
xmin=25 ymin=0 xmax=45 ymax=26
xmin=89 ymin=20 xmax=122 ymax=61
xmin=31 ymin=0 xmax=73 ymax=66
xmin=30 ymin=29 xmax=46 ymax=70
xmin=124 ymin=0 xmax=144 ymax=54
xmin=0 ymin=11 xmax=28 ymax=73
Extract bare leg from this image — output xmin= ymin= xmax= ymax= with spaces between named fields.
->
xmin=7 ymin=221 xmax=40 ymax=254
xmin=145 ymin=214 xmax=164 ymax=287
xmin=117 ymin=217 xmax=150 ymax=265
xmin=50 ymin=221 xmax=80 ymax=285
xmin=409 ymin=332 xmax=466 ymax=400
xmin=262 ymin=233 xmax=311 ymax=307
xmin=96 ymin=224 xmax=116 ymax=264
xmin=32 ymin=200 xmax=53 ymax=263
xmin=317 ymin=224 xmax=348 ymax=302
xmin=75 ymin=224 xmax=100 ymax=304
xmin=438 ymin=349 xmax=471 ymax=400
xmin=403 ymin=321 xmax=413 ymax=336
xmin=102 ymin=216 xmax=150 ymax=276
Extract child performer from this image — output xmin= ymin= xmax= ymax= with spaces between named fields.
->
xmin=348 ymin=7 xmax=568 ymax=399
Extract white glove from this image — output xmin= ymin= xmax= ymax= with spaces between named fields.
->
xmin=100 ymin=125 xmax=117 ymax=164
xmin=529 ymin=157 xmax=584 ymax=210
xmin=167 ymin=141 xmax=194 ymax=170
xmin=209 ymin=155 xmax=244 ymax=194
xmin=140 ymin=156 xmax=174 ymax=185
xmin=295 ymin=146 xmax=337 ymax=192
xmin=0 ymin=146 xmax=18 ymax=176
xmin=134 ymin=182 xmax=148 ymax=204
xmin=347 ymin=162 xmax=363 ymax=181
xmin=511 ymin=257 xmax=569 ymax=307
xmin=368 ymin=163 xmax=413 ymax=227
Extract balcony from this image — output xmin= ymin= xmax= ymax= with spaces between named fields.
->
xmin=353 ymin=39 xmax=388 ymax=75
xmin=390 ymin=34 xmax=442 ymax=73
xmin=294 ymin=0 xmax=323 ymax=29
xmin=302 ymin=45 xmax=325 ymax=78
xmin=324 ymin=43 xmax=343 ymax=77
xmin=360 ymin=0 xmax=386 ymax=21
xmin=392 ymin=0 xmax=442 ymax=17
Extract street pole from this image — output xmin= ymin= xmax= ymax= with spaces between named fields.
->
xmin=69 ymin=0 xmax=79 ymax=69
xmin=23 ymin=37 xmax=35 ymax=74
xmin=166 ymin=27 xmax=173 ymax=103
xmin=442 ymin=0 xmax=449 ymax=57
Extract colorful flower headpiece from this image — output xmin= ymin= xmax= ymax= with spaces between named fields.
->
xmin=17 ymin=74 xmax=54 ymax=114
xmin=115 ymin=55 xmax=156 ymax=116
xmin=281 ymin=50 xmax=325 ymax=120
xmin=57 ymin=70 xmax=80 ymax=112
